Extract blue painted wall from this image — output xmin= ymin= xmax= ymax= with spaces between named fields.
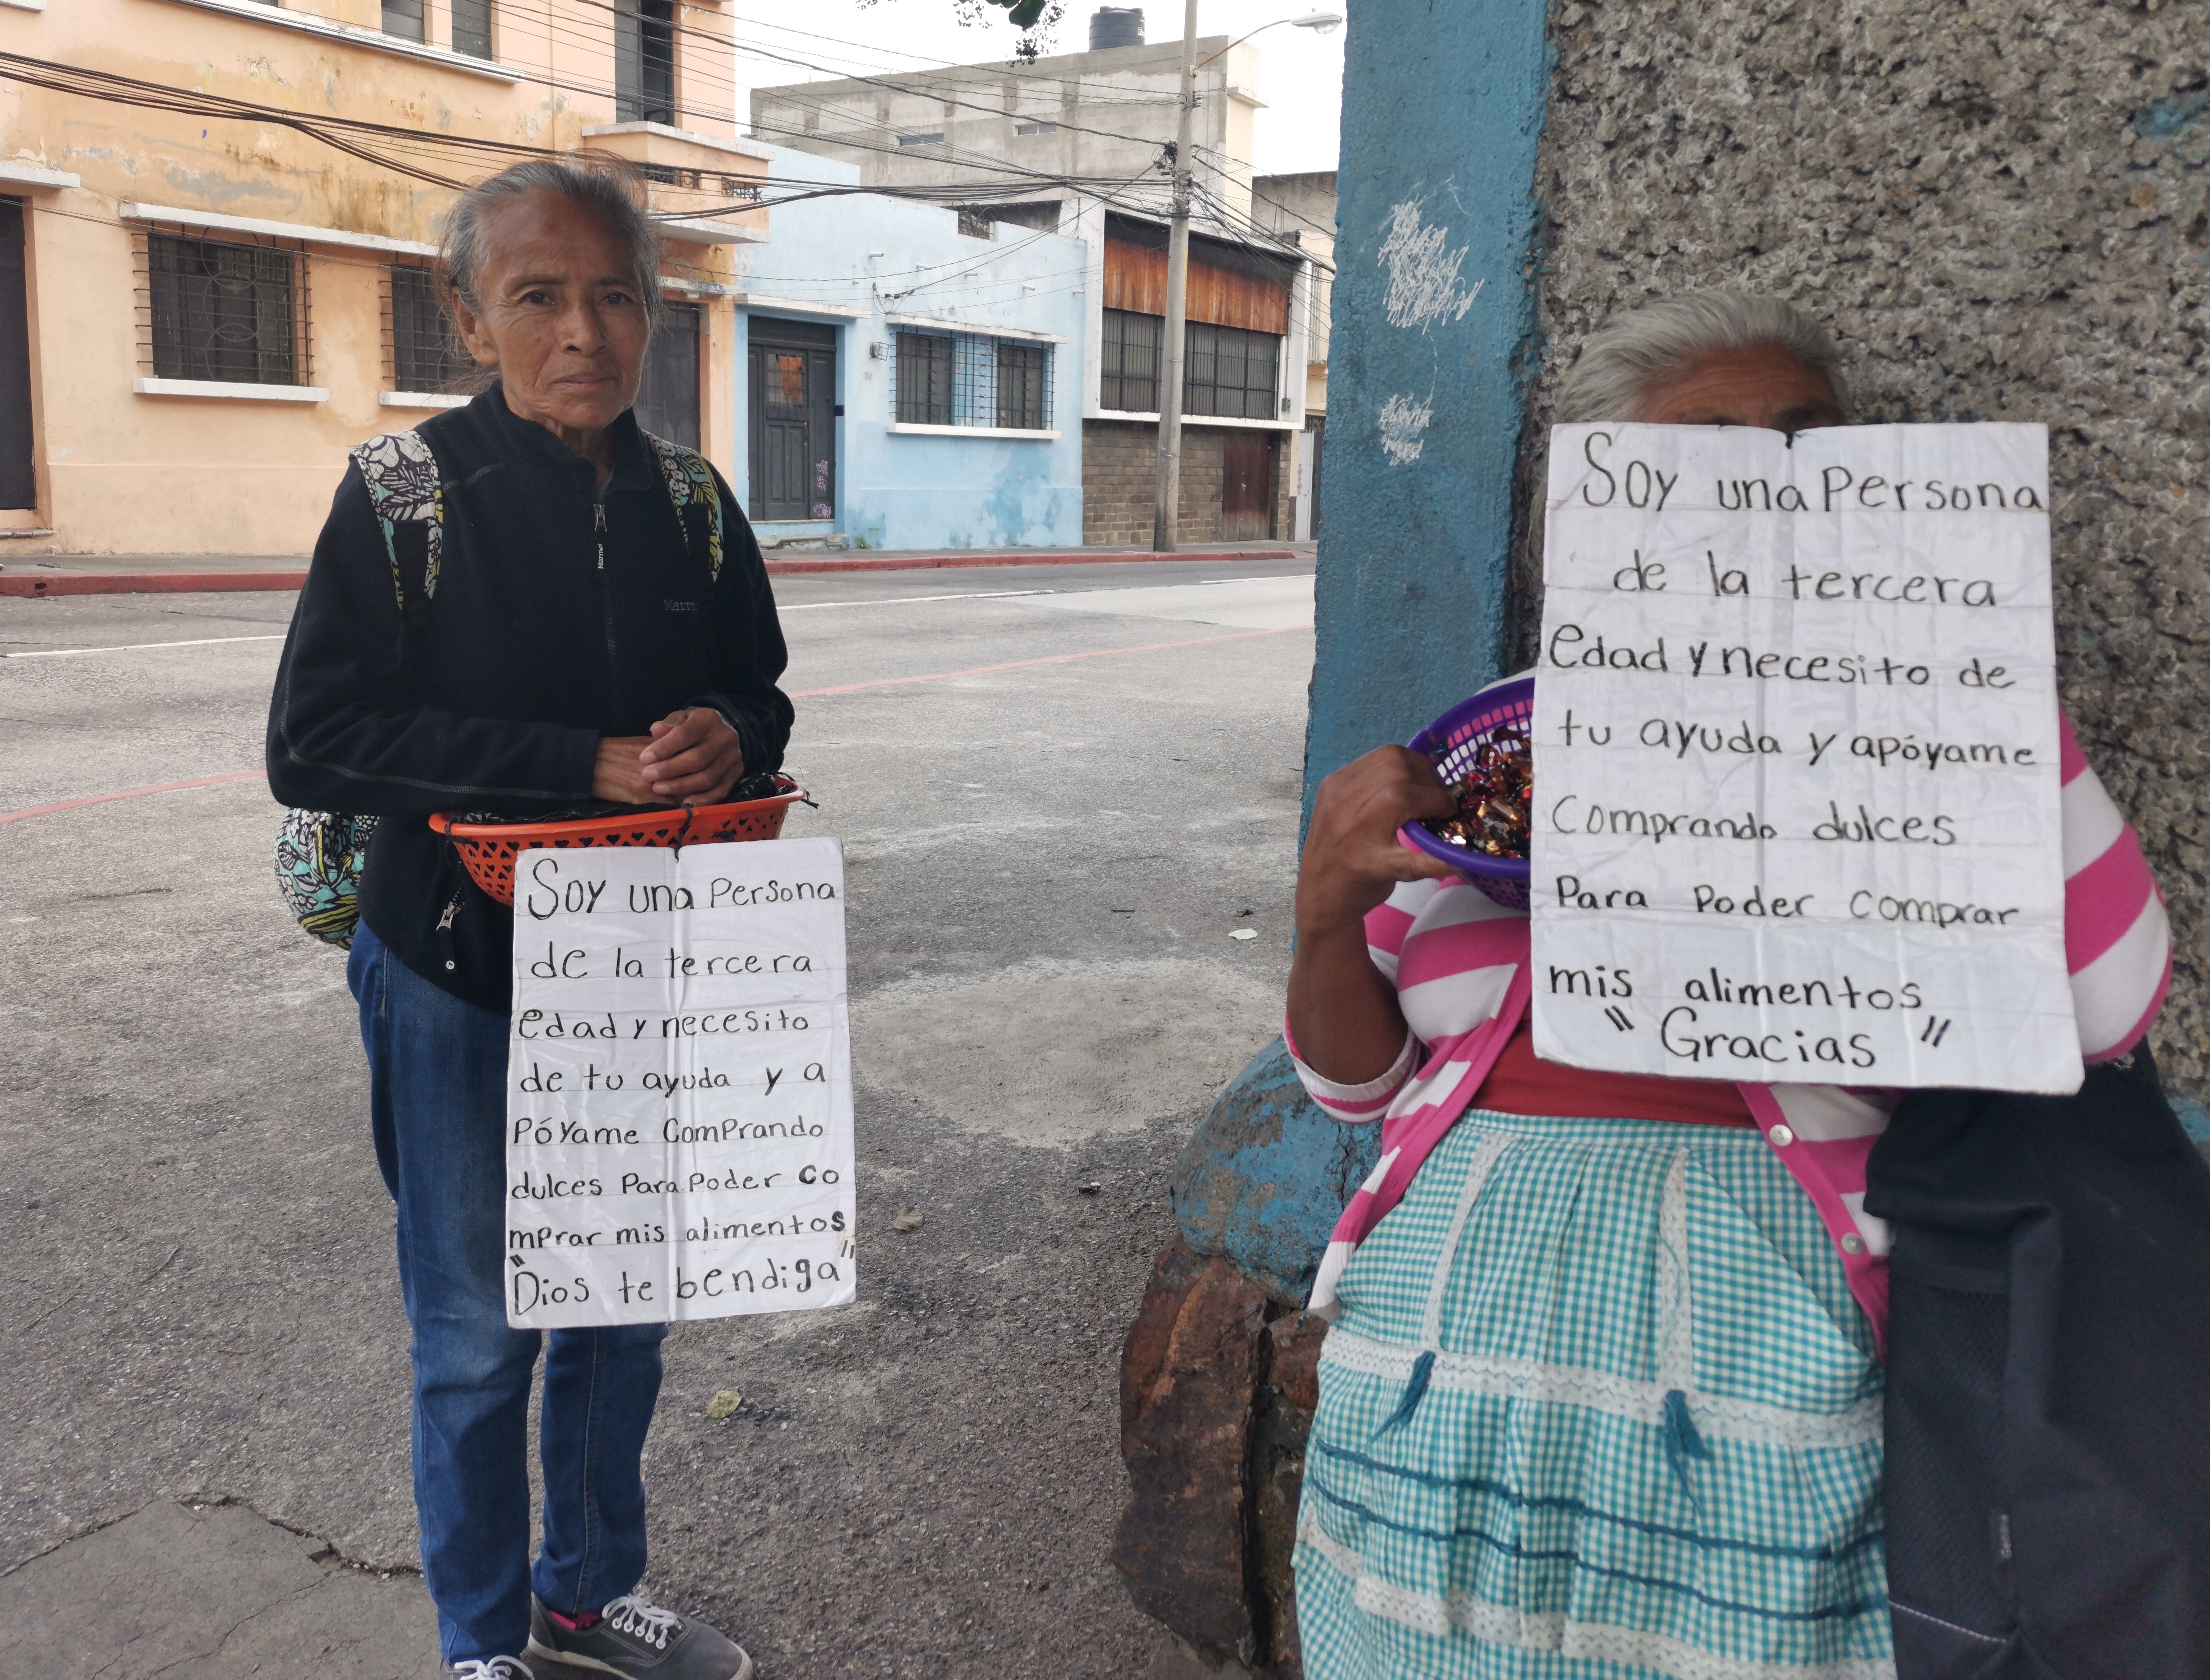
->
xmin=1174 ymin=0 xmax=1555 ymax=1292
xmin=1302 ymin=0 xmax=1552 ymax=816
xmin=732 ymin=147 xmax=1087 ymax=550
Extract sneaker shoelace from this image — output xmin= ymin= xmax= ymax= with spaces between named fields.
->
xmin=602 ymin=1593 xmax=683 ymax=1650
xmin=451 ymin=1661 xmax=534 ymax=1679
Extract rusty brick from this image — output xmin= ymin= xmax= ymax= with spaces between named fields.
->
xmin=1265 ymin=1311 xmax=1327 ymax=1419
xmin=1113 ymin=1239 xmax=1269 ymax=1664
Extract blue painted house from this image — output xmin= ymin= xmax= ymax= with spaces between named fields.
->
xmin=724 ymin=147 xmax=1087 ymax=550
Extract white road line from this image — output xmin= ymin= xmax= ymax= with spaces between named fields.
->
xmin=0 ymin=634 xmax=287 ymax=659
xmin=780 ymin=576 xmax=1282 ymax=612
xmin=781 ymin=588 xmax=1054 ymax=611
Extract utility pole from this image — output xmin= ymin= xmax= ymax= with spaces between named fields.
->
xmin=1150 ymin=0 xmax=1200 ymax=553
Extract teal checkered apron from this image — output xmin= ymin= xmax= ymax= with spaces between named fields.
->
xmin=1295 ymin=1110 xmax=1893 ymax=1680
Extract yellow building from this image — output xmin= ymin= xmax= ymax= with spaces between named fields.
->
xmin=0 ymin=0 xmax=769 ymax=556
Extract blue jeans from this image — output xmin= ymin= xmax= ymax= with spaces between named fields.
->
xmin=349 ymin=922 xmax=668 ymax=1664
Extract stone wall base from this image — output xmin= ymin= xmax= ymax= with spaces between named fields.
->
xmin=1112 ymin=1239 xmax=1325 ymax=1677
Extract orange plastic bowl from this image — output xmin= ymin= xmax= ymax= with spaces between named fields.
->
xmin=428 ymin=776 xmax=806 ymax=906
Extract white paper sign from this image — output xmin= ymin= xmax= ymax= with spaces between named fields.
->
xmin=1531 ymin=423 xmax=2079 ymax=1095
xmin=503 ymin=836 xmax=855 ymax=1327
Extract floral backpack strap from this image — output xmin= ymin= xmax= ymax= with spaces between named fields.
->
xmin=349 ymin=430 xmax=445 ymax=615
xmin=645 ymin=433 xmax=725 ymax=584
xmin=275 ymin=431 xmax=444 ymax=952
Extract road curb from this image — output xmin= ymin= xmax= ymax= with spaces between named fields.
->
xmin=1 ymin=570 xmax=310 ymax=597
xmin=0 ymin=548 xmax=1300 ymax=596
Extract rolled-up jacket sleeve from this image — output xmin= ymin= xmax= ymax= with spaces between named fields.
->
xmin=264 ymin=467 xmax=600 ymax=816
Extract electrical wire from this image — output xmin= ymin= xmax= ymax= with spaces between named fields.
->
xmin=491 ymin=0 xmax=1192 ymax=153
xmin=4 ymin=55 xmax=1319 ymax=284
xmin=0 ymin=50 xmax=1181 ymax=217
xmin=719 ymin=4 xmax=1187 ymax=103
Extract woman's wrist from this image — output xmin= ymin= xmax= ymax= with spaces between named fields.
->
xmin=1294 ymin=873 xmax=1386 ymax=944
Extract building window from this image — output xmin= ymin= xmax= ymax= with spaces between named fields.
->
xmin=615 ymin=0 xmax=676 ymax=125
xmin=894 ymin=332 xmax=952 ymax=424
xmin=452 ymin=0 xmax=493 ymax=58
xmin=1015 ymin=121 xmax=1059 ymax=135
xmin=1184 ymin=320 xmax=1280 ymax=420
xmin=1100 ymin=307 xmax=1159 ymax=413
xmin=996 ymin=342 xmax=1045 ymax=431
xmin=381 ymin=0 xmax=424 ymax=41
xmin=147 ymin=233 xmax=303 ymax=386
xmin=1102 ymin=308 xmax=1279 ymax=419
xmin=893 ymin=329 xmax=1054 ymax=431
xmin=956 ymin=209 xmax=996 ymax=241
xmin=897 ymin=133 xmax=946 ymax=147
xmin=388 ymin=266 xmax=475 ymax=393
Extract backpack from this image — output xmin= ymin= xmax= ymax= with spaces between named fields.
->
xmin=274 ymin=426 xmax=726 ymax=948
xmin=1863 ymin=1044 xmax=2210 ymax=1677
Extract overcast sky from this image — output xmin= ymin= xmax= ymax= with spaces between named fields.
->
xmin=720 ymin=1 xmax=1347 ymax=177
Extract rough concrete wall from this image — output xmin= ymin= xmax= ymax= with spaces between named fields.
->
xmin=1519 ymin=0 xmax=2210 ymax=1088
xmin=1083 ymin=421 xmax=1227 ymax=545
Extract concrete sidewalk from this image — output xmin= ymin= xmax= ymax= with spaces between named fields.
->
xmin=0 ymin=1501 xmax=621 ymax=1679
xmin=0 ymin=542 xmax=1310 ymax=597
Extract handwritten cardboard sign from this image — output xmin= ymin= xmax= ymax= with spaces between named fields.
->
xmin=503 ymin=836 xmax=855 ymax=1327
xmin=1530 ymin=422 xmax=2079 ymax=1094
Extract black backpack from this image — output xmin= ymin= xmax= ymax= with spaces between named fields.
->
xmin=1865 ymin=1046 xmax=2210 ymax=1677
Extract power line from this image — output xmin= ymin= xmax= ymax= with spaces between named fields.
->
xmin=0 ymin=49 xmax=1172 ymax=209
xmin=494 ymin=0 xmax=1192 ymax=153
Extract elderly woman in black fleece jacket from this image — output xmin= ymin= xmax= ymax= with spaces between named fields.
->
xmin=266 ymin=159 xmax=782 ymax=1680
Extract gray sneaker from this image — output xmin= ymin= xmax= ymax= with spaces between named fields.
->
xmin=526 ymin=1593 xmax=753 ymax=1680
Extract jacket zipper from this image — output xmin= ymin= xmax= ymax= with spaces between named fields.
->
xmin=595 ymin=500 xmax=618 ymax=714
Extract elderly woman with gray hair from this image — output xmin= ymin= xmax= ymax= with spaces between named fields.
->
xmin=267 ymin=160 xmax=784 ymax=1680
xmin=1283 ymin=293 xmax=2168 ymax=1678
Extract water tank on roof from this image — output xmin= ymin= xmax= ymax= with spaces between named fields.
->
xmin=1089 ymin=7 xmax=1143 ymax=50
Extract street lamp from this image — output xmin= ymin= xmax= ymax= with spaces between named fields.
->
xmin=1152 ymin=8 xmax=1343 ymax=553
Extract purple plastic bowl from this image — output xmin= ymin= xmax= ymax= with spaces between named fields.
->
xmin=1399 ymin=675 xmax=1535 ymax=909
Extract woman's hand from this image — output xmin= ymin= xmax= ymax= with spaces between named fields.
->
xmin=1295 ymin=746 xmax=1459 ymax=936
xmin=591 ymin=708 xmax=746 ymax=805
xmin=1287 ymin=747 xmax=1459 ymax=1086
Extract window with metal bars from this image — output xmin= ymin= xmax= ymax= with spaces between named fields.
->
xmin=892 ymin=330 xmax=1054 ymax=431
xmin=615 ymin=0 xmax=676 ymax=125
xmin=1100 ymin=308 xmax=1279 ymax=419
xmin=388 ymin=266 xmax=476 ymax=394
xmin=452 ymin=0 xmax=493 ymax=58
xmin=1099 ymin=308 xmax=1159 ymax=412
xmin=147 ymin=233 xmax=303 ymax=386
xmin=996 ymin=342 xmax=1045 ymax=431
xmin=895 ymin=332 xmax=952 ymax=424
xmin=1184 ymin=320 xmax=1280 ymax=420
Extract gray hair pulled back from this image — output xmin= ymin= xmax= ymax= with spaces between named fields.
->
xmin=1555 ymin=289 xmax=1848 ymax=424
xmin=441 ymin=155 xmax=664 ymax=334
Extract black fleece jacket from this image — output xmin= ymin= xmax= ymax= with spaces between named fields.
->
xmin=266 ymin=388 xmax=793 ymax=1013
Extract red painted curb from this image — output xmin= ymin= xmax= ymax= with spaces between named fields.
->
xmin=0 ymin=571 xmax=309 ymax=597
xmin=761 ymin=548 xmax=1298 ymax=576
xmin=0 ymin=550 xmax=1299 ymax=595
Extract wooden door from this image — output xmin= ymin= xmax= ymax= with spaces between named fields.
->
xmin=1220 ymin=429 xmax=1274 ymax=542
xmin=747 ymin=319 xmax=837 ymax=523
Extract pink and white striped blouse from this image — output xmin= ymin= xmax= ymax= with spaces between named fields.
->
xmin=1291 ymin=713 xmax=2170 ymax=1350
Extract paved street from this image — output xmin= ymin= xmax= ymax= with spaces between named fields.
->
xmin=0 ymin=558 xmax=1315 ymax=1678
